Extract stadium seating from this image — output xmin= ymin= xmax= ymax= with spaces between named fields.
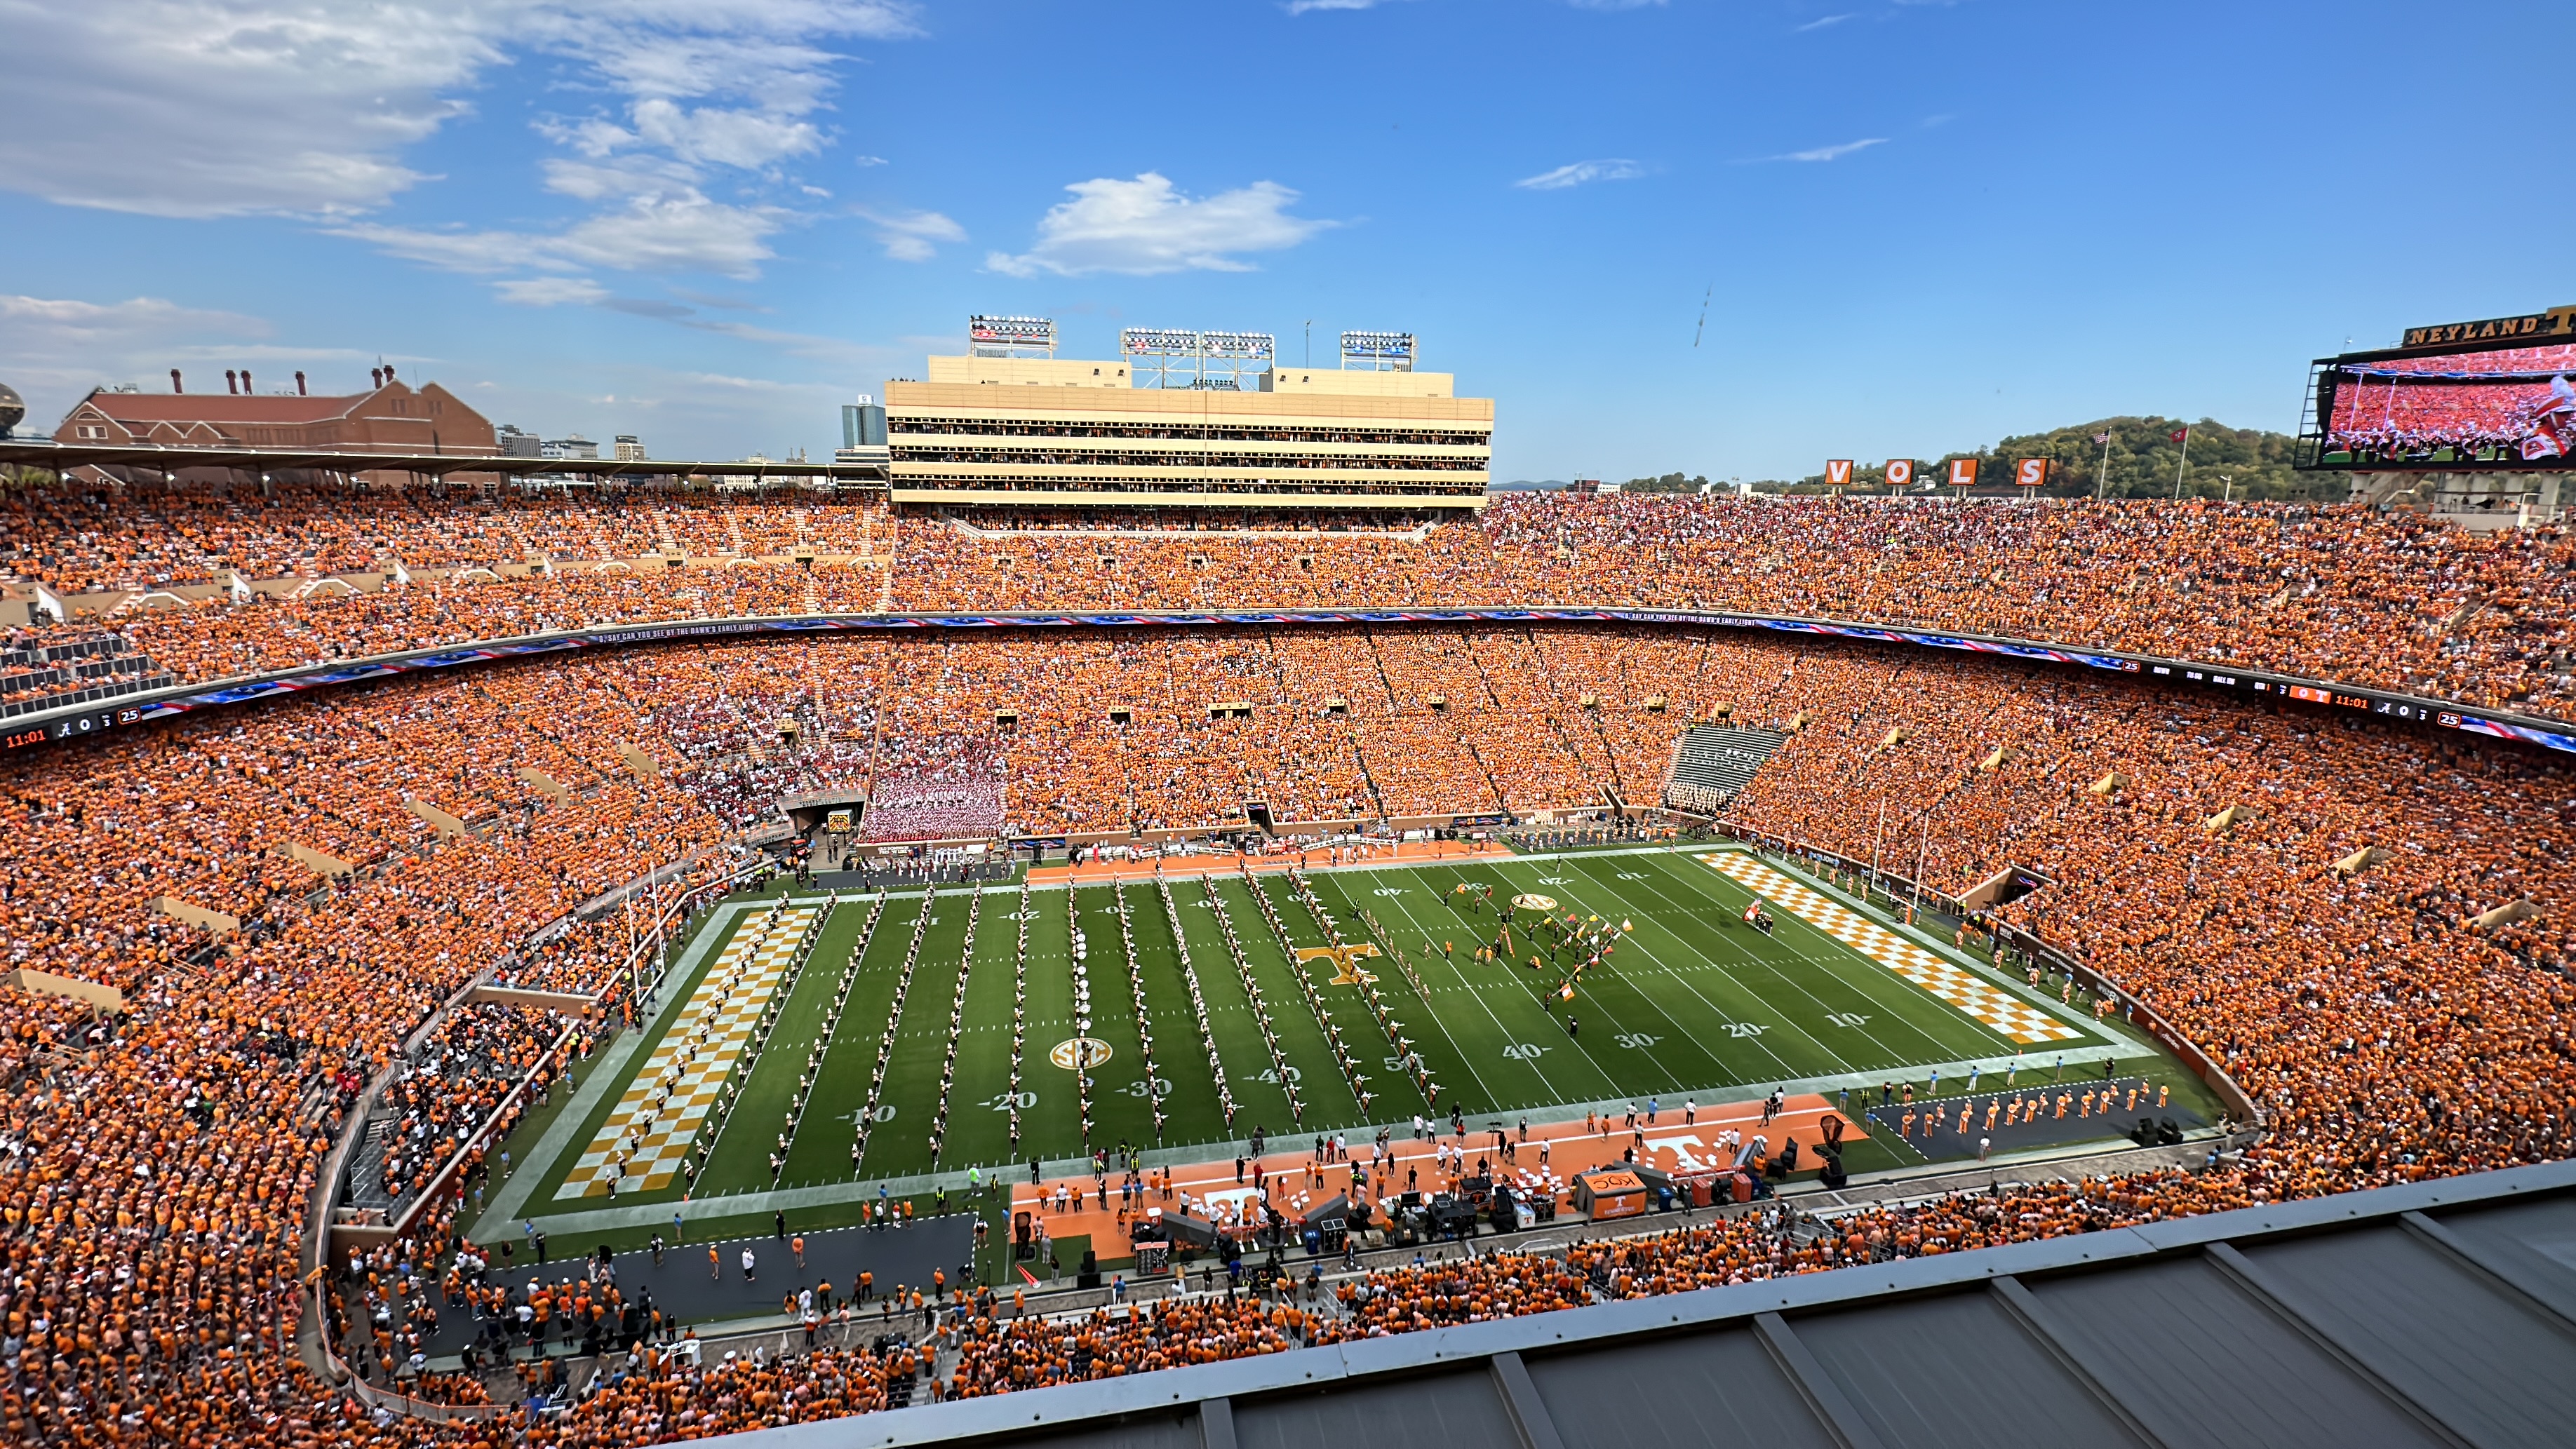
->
xmin=4 ymin=517 xmax=2575 ymax=1441
xmin=2 ymin=485 xmax=2570 ymax=723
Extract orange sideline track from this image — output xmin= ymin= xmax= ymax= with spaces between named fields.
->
xmin=1010 ymin=1091 xmax=1863 ymax=1253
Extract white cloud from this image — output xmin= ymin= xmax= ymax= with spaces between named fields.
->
xmin=626 ymin=97 xmax=825 ymax=170
xmin=0 ymin=0 xmax=917 ymax=288
xmin=1515 ymin=159 xmax=1648 ymax=191
xmin=0 ymin=1 xmax=501 ymax=217
xmin=1284 ymin=0 xmax=1399 ymax=13
xmin=1562 ymin=0 xmax=1666 ymax=9
xmin=0 ymin=292 xmax=283 ymax=429
xmin=1765 ymin=137 xmax=1887 ymax=163
xmin=495 ymin=277 xmax=613 ymax=306
xmin=337 ymin=187 xmax=783 ymax=281
xmin=326 ymin=222 xmax=562 ymax=275
xmin=986 ymin=173 xmax=1330 ymax=278
xmin=1796 ymin=13 xmax=1853 ymax=30
xmin=538 ymin=156 xmax=703 ymax=203
xmin=549 ymin=194 xmax=785 ymax=278
xmin=0 ymin=293 xmax=264 ymax=341
xmin=854 ymin=208 xmax=967 ymax=262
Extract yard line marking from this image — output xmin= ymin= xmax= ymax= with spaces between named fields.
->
xmin=1430 ymin=861 xmax=1736 ymax=1095
xmin=1696 ymin=854 xmax=2080 ymax=1045
xmin=1273 ymin=872 xmax=1508 ymax=1110
xmin=1614 ymin=852 xmax=1928 ymax=1073
xmin=1363 ymin=870 xmax=1618 ymax=1105
xmin=558 ymin=906 xmax=819 ymax=1198
xmin=1550 ymin=857 xmax=1816 ymax=1084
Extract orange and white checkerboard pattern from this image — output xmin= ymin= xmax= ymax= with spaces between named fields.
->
xmin=1697 ymin=853 xmax=2080 ymax=1045
xmin=555 ymin=905 xmax=819 ymax=1199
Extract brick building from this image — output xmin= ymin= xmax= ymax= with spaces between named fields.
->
xmin=53 ymin=368 xmax=497 ymax=457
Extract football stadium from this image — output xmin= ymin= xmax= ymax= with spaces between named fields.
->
xmin=3 ymin=297 xmax=2574 ymax=1447
xmin=8 ymin=1 xmax=2576 ymax=1427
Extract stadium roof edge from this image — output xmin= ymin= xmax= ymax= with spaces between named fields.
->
xmin=700 ymin=1157 xmax=2576 ymax=1448
xmin=0 ymin=439 xmax=888 ymax=484
xmin=10 ymin=607 xmax=2571 ymax=762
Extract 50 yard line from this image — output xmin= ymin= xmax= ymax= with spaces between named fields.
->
xmin=1332 ymin=871 xmax=1617 ymax=1110
xmin=1383 ymin=863 xmax=1725 ymax=1098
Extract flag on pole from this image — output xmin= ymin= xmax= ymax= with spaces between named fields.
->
xmin=2168 ymin=427 xmax=2189 ymax=443
xmin=2091 ymin=432 xmax=2111 ymax=445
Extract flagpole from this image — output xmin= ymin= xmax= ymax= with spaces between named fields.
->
xmin=2171 ymin=425 xmax=2192 ymax=499
xmin=2095 ymin=431 xmax=2113 ymax=499
xmin=1909 ymin=807 xmax=1931 ymax=926
xmin=1870 ymin=795 xmax=1888 ymax=905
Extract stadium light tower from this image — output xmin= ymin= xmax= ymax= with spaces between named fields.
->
xmin=1339 ymin=331 xmax=1416 ymax=372
xmin=1121 ymin=329 xmax=1276 ymax=389
xmin=969 ymin=315 xmax=1056 ymax=359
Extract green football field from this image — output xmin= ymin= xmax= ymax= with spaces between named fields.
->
xmin=504 ymin=844 xmax=2169 ymax=1226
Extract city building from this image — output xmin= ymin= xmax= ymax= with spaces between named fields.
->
xmin=614 ymin=434 xmax=646 ymax=461
xmin=882 ymin=318 xmax=1491 ymax=515
xmin=837 ymin=396 xmax=890 ymax=468
xmin=55 ymin=368 xmax=495 ymax=457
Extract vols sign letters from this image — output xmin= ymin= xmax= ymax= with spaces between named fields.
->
xmin=1884 ymin=459 xmax=1915 ymax=489
xmin=2015 ymin=457 xmax=2051 ymax=488
xmin=1946 ymin=458 xmax=1978 ymax=487
xmin=1824 ymin=459 xmax=1854 ymax=487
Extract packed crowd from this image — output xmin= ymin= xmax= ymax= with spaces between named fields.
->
xmin=858 ymin=737 xmax=1007 ymax=843
xmin=346 ymin=1003 xmax=579 ymax=1216
xmin=0 ymin=481 xmax=892 ymax=594
xmin=4 ymin=485 xmax=2572 ymax=728
xmin=0 ymin=614 xmax=2570 ymax=1444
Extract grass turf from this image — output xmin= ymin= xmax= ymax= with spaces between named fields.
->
xmin=511 ymin=846 xmax=2197 ymax=1224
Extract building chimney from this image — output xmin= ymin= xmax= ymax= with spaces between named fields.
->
xmin=241 ymin=369 xmax=253 ymax=393
xmin=370 ymin=367 xmax=382 ymax=389
xmin=225 ymin=370 xmax=239 ymax=395
xmin=170 ymin=368 xmax=184 ymax=394
xmin=295 ymin=370 xmax=307 ymax=396
xmin=382 ymin=363 xmax=396 ymax=383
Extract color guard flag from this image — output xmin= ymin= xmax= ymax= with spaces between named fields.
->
xmin=2015 ymin=457 xmax=2050 ymax=487
xmin=1883 ymin=459 xmax=1914 ymax=489
xmin=1945 ymin=457 xmax=1978 ymax=487
xmin=1824 ymin=459 xmax=1854 ymax=487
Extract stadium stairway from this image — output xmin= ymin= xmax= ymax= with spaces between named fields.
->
xmin=1661 ymin=723 xmax=1790 ymax=812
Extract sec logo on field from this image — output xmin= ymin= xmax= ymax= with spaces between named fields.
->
xmin=1049 ymin=1038 xmax=1113 ymax=1070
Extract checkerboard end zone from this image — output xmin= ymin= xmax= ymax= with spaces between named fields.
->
xmin=1697 ymin=852 xmax=2081 ymax=1046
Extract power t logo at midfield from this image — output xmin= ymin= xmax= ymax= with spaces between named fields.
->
xmin=1296 ymin=943 xmax=1381 ymax=985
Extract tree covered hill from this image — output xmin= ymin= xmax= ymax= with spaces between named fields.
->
xmin=1610 ymin=417 xmax=2328 ymax=501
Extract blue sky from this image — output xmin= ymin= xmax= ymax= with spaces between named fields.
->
xmin=2 ymin=0 xmax=2568 ymax=481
